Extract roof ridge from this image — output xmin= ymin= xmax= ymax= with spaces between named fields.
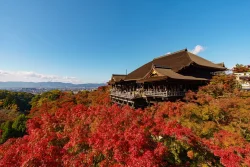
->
xmin=186 ymin=51 xmax=194 ymax=64
xmin=154 ymin=67 xmax=173 ymax=77
xmin=153 ymin=48 xmax=188 ymax=60
xmin=187 ymin=52 xmax=226 ymax=69
xmin=153 ymin=64 xmax=171 ymax=69
xmin=112 ymin=74 xmax=127 ymax=76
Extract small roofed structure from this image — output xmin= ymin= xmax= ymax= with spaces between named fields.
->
xmin=234 ymin=72 xmax=250 ymax=90
xmin=216 ymin=62 xmax=226 ymax=68
xmin=108 ymin=74 xmax=126 ymax=85
xmin=137 ymin=64 xmax=208 ymax=83
xmin=109 ymin=49 xmax=226 ymax=108
xmin=239 ymin=76 xmax=250 ymax=81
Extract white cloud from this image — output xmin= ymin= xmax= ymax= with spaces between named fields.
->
xmin=0 ymin=70 xmax=82 ymax=83
xmin=191 ymin=45 xmax=205 ymax=54
xmin=166 ymin=52 xmax=171 ymax=55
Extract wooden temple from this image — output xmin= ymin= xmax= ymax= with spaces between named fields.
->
xmin=108 ymin=49 xmax=226 ymax=108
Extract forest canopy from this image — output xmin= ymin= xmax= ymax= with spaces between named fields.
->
xmin=0 ymin=75 xmax=250 ymax=166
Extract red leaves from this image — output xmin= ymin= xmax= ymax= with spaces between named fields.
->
xmin=233 ymin=64 xmax=250 ymax=73
xmin=163 ymin=121 xmax=194 ymax=143
xmin=1 ymin=82 xmax=250 ymax=166
xmin=0 ymin=101 xmax=192 ymax=166
xmin=201 ymin=130 xmax=250 ymax=167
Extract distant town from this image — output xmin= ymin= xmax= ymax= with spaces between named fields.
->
xmin=0 ymin=82 xmax=106 ymax=94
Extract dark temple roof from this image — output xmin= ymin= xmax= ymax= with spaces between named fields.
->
xmin=125 ymin=49 xmax=226 ymax=81
xmin=216 ymin=62 xmax=225 ymax=68
xmin=112 ymin=74 xmax=127 ymax=82
xmin=239 ymin=76 xmax=250 ymax=81
xmin=137 ymin=66 xmax=208 ymax=83
xmin=108 ymin=74 xmax=127 ymax=84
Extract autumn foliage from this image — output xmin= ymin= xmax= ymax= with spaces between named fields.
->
xmin=233 ymin=64 xmax=250 ymax=73
xmin=0 ymin=76 xmax=250 ymax=166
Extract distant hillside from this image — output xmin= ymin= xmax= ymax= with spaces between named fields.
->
xmin=0 ymin=82 xmax=106 ymax=89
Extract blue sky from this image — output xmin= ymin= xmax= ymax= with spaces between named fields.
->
xmin=0 ymin=0 xmax=250 ymax=83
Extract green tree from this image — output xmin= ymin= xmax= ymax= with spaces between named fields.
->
xmin=0 ymin=114 xmax=27 ymax=143
xmin=12 ymin=114 xmax=27 ymax=136
xmin=0 ymin=121 xmax=13 ymax=144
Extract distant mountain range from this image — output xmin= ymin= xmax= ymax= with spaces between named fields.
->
xmin=0 ymin=82 xmax=106 ymax=89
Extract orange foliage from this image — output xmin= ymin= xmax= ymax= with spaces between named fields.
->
xmin=233 ymin=64 xmax=250 ymax=73
xmin=1 ymin=77 xmax=250 ymax=166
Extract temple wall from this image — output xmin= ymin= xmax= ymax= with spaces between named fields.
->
xmin=179 ymin=65 xmax=215 ymax=79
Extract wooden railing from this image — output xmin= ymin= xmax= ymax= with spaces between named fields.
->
xmin=144 ymin=90 xmax=185 ymax=97
xmin=110 ymin=89 xmax=185 ymax=99
xmin=110 ymin=90 xmax=142 ymax=99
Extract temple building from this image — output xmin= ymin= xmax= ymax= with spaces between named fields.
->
xmin=234 ymin=72 xmax=250 ymax=90
xmin=109 ymin=49 xmax=226 ymax=108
